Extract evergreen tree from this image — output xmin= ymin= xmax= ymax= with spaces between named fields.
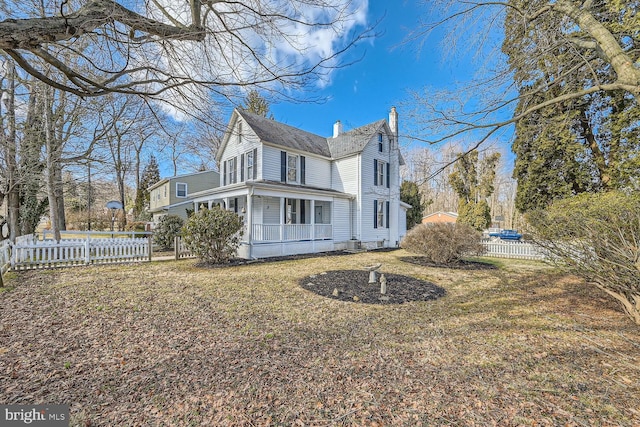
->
xmin=448 ymin=150 xmax=500 ymax=231
xmin=503 ymin=0 xmax=640 ymax=212
xmin=400 ymin=180 xmax=429 ymax=230
xmin=135 ymin=156 xmax=161 ymax=220
xmin=241 ymin=90 xmax=271 ymax=117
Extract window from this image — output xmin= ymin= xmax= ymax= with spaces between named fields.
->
xmin=377 ymin=200 xmax=385 ymax=228
xmin=377 ymin=160 xmax=385 ymax=186
xmin=163 ymin=186 xmax=167 ymax=198
xmin=287 ymin=153 xmax=298 ymax=183
xmin=286 ymin=198 xmax=298 ymax=224
xmin=374 ymin=200 xmax=390 ymax=229
xmin=237 ymin=121 xmax=242 ymax=143
xmin=226 ymin=157 xmax=237 ymax=185
xmin=246 ymin=150 xmax=254 ymax=180
xmin=176 ymin=183 xmax=187 ymax=198
xmin=378 ymin=133 xmax=383 ymax=152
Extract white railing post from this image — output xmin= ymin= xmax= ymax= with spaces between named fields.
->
xmin=85 ymin=236 xmax=91 ymax=264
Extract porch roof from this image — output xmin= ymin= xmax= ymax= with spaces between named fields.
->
xmin=188 ymin=180 xmax=355 ymax=203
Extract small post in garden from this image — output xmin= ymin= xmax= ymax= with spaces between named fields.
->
xmin=380 ymin=274 xmax=387 ymax=295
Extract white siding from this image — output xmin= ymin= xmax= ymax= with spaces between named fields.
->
xmin=360 ymin=133 xmax=393 ymax=245
xmin=332 ymin=155 xmax=359 ymax=193
xmin=304 ymin=156 xmax=331 ymax=188
xmin=262 ymin=196 xmax=281 ymax=224
xmin=333 ymin=198 xmax=352 ymax=242
xmin=261 ymin=145 xmax=282 ymax=182
xmin=219 ymin=116 xmax=262 ymax=183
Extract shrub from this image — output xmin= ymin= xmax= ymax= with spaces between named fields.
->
xmin=153 ymin=215 xmax=184 ymax=250
xmin=181 ymin=206 xmax=244 ymax=264
xmin=125 ymin=221 xmax=148 ymax=238
xmin=527 ymin=191 xmax=640 ymax=325
xmin=401 ymin=222 xmax=485 ymax=264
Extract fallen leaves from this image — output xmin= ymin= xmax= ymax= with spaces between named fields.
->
xmin=0 ymin=252 xmax=638 ymax=426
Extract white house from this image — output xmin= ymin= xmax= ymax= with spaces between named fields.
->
xmin=189 ymin=107 xmax=408 ymax=259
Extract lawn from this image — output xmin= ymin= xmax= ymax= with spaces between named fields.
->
xmin=0 ymin=250 xmax=638 ymax=426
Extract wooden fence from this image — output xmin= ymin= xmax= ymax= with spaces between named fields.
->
xmin=480 ymin=239 xmax=546 ymax=260
xmin=6 ymin=234 xmax=152 ymax=272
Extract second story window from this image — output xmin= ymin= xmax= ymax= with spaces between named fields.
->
xmin=287 ymin=153 xmax=298 ymax=183
xmin=226 ymin=157 xmax=237 ymax=185
xmin=246 ymin=150 xmax=254 ymax=180
xmin=376 ymin=160 xmax=385 ymax=186
xmin=176 ymin=183 xmax=187 ymax=198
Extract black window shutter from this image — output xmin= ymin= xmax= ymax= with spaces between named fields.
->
xmin=223 ymin=161 xmax=227 ymax=186
xmin=281 ymin=151 xmax=287 ymax=182
xmin=253 ymin=148 xmax=258 ymax=179
xmin=300 ymin=199 xmax=306 ymax=224
xmin=234 ymin=197 xmax=238 ymax=213
xmin=386 ymin=163 xmax=390 ymax=188
xmin=373 ymin=199 xmax=378 ymax=229
xmin=374 ymin=159 xmax=378 ymax=186
xmin=386 ymin=201 xmax=390 ymax=228
xmin=300 ymin=156 xmax=306 ymax=185
xmin=240 ymin=154 xmax=245 ymax=182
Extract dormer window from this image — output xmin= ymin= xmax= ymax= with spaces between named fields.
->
xmin=378 ymin=133 xmax=383 ymax=152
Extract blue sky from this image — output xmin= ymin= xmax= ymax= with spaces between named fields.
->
xmin=267 ymin=0 xmax=515 ymax=172
xmin=269 ymin=1 xmax=473 ymax=145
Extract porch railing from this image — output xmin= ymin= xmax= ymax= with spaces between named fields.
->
xmin=252 ymin=224 xmax=333 ymax=242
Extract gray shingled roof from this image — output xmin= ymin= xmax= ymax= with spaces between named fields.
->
xmin=238 ymin=110 xmax=393 ymax=160
xmin=327 ymin=119 xmax=387 ymax=159
xmin=238 ymin=110 xmax=331 ymax=157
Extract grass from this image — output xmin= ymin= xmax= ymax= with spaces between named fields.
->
xmin=0 ymin=249 xmax=638 ymax=426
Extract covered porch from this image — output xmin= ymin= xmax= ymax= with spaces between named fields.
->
xmin=190 ymin=182 xmax=354 ymax=259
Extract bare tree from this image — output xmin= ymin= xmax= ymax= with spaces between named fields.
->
xmin=405 ymin=1 xmax=639 ymax=149
xmin=0 ymin=0 xmax=372 ymax=109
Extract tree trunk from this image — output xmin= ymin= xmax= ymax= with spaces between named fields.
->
xmin=555 ymin=0 xmax=640 ymax=98
xmin=3 ymin=62 xmax=21 ymax=242
xmin=596 ymin=283 xmax=640 ymax=325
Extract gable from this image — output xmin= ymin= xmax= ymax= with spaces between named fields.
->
xmin=328 ymin=119 xmax=387 ymax=159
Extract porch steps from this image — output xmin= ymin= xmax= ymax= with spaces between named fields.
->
xmin=344 ymin=248 xmax=367 ymax=254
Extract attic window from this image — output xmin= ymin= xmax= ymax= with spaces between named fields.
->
xmin=378 ymin=133 xmax=383 ymax=152
xmin=237 ymin=121 xmax=242 ymax=143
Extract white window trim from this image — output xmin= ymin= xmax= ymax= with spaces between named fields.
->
xmin=176 ymin=182 xmax=188 ymax=198
xmin=377 ymin=200 xmax=385 ymax=228
xmin=377 ymin=160 xmax=385 ymax=187
xmin=246 ymin=150 xmax=254 ymax=180
xmin=287 ymin=153 xmax=299 ymax=184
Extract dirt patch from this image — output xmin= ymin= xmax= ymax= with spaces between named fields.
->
xmin=300 ymin=269 xmax=446 ymax=304
xmin=399 ymin=256 xmax=498 ymax=270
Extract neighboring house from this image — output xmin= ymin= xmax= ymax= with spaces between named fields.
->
xmin=421 ymin=211 xmax=458 ymax=225
xmin=148 ymin=170 xmax=220 ymax=223
xmin=189 ymin=107 xmax=408 ymax=259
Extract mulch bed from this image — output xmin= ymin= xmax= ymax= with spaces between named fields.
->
xmin=399 ymin=256 xmax=498 ymax=270
xmin=300 ymin=269 xmax=446 ymax=304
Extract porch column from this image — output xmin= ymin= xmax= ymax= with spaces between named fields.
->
xmin=279 ymin=197 xmax=285 ymax=241
xmin=207 ymin=200 xmax=213 ymax=209
xmin=246 ymin=194 xmax=253 ymax=255
xmin=310 ymin=199 xmax=315 ymax=240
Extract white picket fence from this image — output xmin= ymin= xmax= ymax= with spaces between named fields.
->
xmin=480 ymin=239 xmax=546 ymax=260
xmin=7 ymin=234 xmax=152 ymax=271
xmin=1 ymin=239 xmax=10 ymax=279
